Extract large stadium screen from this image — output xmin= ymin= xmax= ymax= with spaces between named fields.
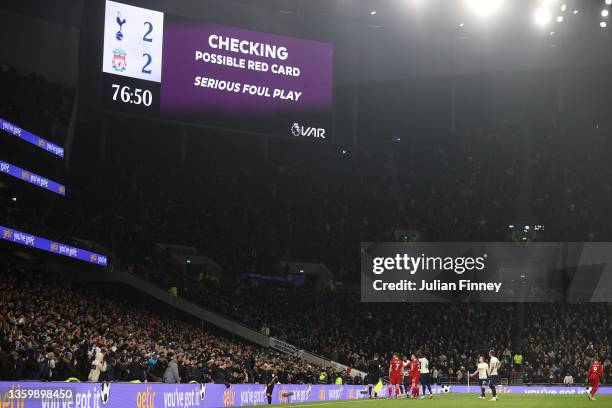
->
xmin=101 ymin=1 xmax=334 ymax=140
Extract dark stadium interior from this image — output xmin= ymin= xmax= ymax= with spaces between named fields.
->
xmin=0 ymin=1 xmax=611 ymax=404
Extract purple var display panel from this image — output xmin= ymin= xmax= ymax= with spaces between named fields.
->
xmin=160 ymin=15 xmax=334 ymax=139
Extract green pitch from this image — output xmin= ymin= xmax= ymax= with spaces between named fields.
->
xmin=259 ymin=394 xmax=612 ymax=407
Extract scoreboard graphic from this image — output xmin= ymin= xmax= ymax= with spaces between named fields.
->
xmin=101 ymin=0 xmax=334 ymax=140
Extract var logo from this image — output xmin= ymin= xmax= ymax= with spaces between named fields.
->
xmin=291 ymin=123 xmax=326 ymax=139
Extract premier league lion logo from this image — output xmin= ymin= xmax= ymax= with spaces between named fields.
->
xmin=100 ymin=382 xmax=110 ymax=405
xmin=291 ymin=123 xmax=301 ymax=137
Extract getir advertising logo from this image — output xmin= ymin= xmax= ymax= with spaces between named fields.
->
xmin=136 ymin=386 xmax=156 ymax=408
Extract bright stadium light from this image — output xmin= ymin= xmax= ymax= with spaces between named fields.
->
xmin=534 ymin=8 xmax=552 ymax=26
xmin=557 ymin=15 xmax=563 ymax=22
xmin=561 ymin=4 xmax=567 ymax=12
xmin=606 ymin=0 xmax=612 ymax=6
xmin=370 ymin=10 xmax=377 ymax=15
xmin=466 ymin=0 xmax=503 ymax=19
xmin=601 ymin=21 xmax=608 ymax=28
xmin=573 ymin=9 xmax=579 ymax=14
xmin=602 ymin=9 xmax=609 ymax=17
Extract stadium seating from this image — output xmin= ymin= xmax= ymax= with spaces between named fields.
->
xmin=0 ymin=267 xmax=330 ymax=384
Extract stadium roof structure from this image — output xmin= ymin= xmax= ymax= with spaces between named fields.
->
xmin=1 ymin=0 xmax=611 ymax=84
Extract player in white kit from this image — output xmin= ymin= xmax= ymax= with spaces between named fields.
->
xmin=401 ymin=355 xmax=411 ymax=398
xmin=488 ymin=350 xmax=500 ymax=401
xmin=418 ymin=352 xmax=432 ymax=399
xmin=470 ymin=356 xmax=489 ymax=399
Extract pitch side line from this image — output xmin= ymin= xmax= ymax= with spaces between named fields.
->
xmin=275 ymin=399 xmax=384 ymax=407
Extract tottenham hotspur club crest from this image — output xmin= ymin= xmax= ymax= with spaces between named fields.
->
xmin=115 ymin=12 xmax=126 ymax=41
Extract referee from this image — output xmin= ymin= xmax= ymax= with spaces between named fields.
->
xmin=367 ymin=354 xmax=382 ymax=398
xmin=263 ymin=364 xmax=278 ymax=405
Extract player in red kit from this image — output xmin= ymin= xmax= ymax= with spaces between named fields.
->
xmin=409 ymin=353 xmax=421 ymax=398
xmin=587 ymin=359 xmax=604 ymax=401
xmin=388 ymin=353 xmax=403 ymax=398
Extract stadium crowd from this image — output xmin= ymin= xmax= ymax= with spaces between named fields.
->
xmin=2 ymin=265 xmax=610 ymax=384
xmin=0 ymin=268 xmax=334 ymax=384
xmin=149 ymin=277 xmax=612 ymax=385
xmin=519 ymin=303 xmax=612 ymax=384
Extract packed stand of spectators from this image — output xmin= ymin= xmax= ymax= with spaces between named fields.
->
xmin=1 ymin=265 xmax=609 ymax=385
xmin=0 ymin=267 xmax=337 ymax=384
xmin=168 ymin=281 xmax=517 ymax=382
xmin=518 ymin=303 xmax=612 ymax=385
xmin=127 ymin=274 xmax=612 ymax=386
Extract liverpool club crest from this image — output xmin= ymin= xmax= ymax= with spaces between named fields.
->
xmin=112 ymin=49 xmax=127 ymax=72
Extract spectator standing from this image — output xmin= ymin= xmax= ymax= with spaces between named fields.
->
xmin=513 ymin=353 xmax=523 ymax=367
xmin=163 ymin=353 xmax=180 ymax=383
xmin=39 ymin=352 xmax=56 ymax=382
xmin=88 ymin=349 xmax=107 ymax=382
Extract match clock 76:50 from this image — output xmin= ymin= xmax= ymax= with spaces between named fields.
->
xmin=111 ymin=84 xmax=153 ymax=106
